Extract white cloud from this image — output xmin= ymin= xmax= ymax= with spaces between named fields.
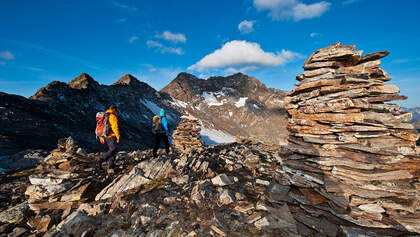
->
xmin=155 ymin=31 xmax=186 ymax=43
xmin=140 ymin=64 xmax=157 ymax=72
xmin=109 ymin=0 xmax=138 ymax=11
xmin=240 ymin=65 xmax=259 ymax=72
xmin=342 ymin=0 xmax=360 ymax=5
xmin=238 ymin=20 xmax=256 ymax=34
xmin=310 ymin=32 xmax=322 ymax=38
xmin=22 ymin=66 xmax=44 ymax=72
xmin=0 ymin=51 xmax=15 ymax=60
xmin=224 ymin=67 xmax=239 ymax=74
xmin=139 ymin=66 xmax=183 ymax=90
xmin=253 ymin=0 xmax=330 ymax=21
xmin=115 ymin=18 xmax=128 ymax=23
xmin=216 ymin=35 xmax=230 ymax=44
xmin=129 ymin=36 xmax=139 ymax=44
xmin=6 ymin=39 xmax=102 ymax=70
xmin=198 ymin=73 xmax=211 ymax=79
xmin=293 ymin=2 xmax=331 ymax=21
xmin=188 ymin=40 xmax=300 ymax=72
xmin=146 ymin=40 xmax=183 ymax=55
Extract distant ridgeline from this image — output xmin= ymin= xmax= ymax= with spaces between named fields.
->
xmin=0 ymin=72 xmax=288 ymax=155
xmin=403 ymin=108 xmax=420 ymax=135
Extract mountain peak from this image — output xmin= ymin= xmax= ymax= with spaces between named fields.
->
xmin=68 ymin=73 xmax=99 ymax=89
xmin=230 ymin=72 xmax=245 ymax=77
xmin=113 ymin=74 xmax=141 ymax=86
xmin=175 ymin=72 xmax=199 ymax=81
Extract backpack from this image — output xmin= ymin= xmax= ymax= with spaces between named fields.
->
xmin=152 ymin=115 xmax=163 ymax=132
xmin=96 ymin=112 xmax=110 ymax=138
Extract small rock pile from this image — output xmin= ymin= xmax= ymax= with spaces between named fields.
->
xmin=172 ymin=115 xmax=204 ymax=153
xmin=24 ymin=137 xmax=99 ymax=214
xmin=283 ymin=42 xmax=420 ymax=232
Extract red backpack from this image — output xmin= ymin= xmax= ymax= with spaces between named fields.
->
xmin=95 ymin=112 xmax=110 ymax=139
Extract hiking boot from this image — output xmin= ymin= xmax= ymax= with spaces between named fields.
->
xmin=95 ymin=161 xmax=103 ymax=170
xmin=107 ymin=168 xmax=115 ymax=174
xmin=106 ymin=161 xmax=116 ymax=169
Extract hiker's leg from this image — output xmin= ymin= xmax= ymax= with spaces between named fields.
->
xmin=107 ymin=137 xmax=117 ymax=167
xmin=153 ymin=134 xmax=161 ymax=158
xmin=163 ymin=135 xmax=170 ymax=155
xmin=99 ymin=137 xmax=114 ymax=163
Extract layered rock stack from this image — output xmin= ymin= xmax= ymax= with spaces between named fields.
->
xmin=283 ymin=42 xmax=420 ymax=233
xmin=172 ymin=115 xmax=204 ymax=153
xmin=25 ymin=137 xmax=99 ymax=215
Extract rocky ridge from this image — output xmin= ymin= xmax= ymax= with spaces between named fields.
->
xmin=0 ymin=126 xmax=418 ymax=236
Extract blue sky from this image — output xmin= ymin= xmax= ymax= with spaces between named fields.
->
xmin=1 ymin=0 xmax=420 ymax=107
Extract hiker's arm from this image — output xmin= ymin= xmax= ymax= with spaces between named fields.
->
xmin=162 ymin=117 xmax=169 ymax=133
xmin=109 ymin=114 xmax=121 ymax=140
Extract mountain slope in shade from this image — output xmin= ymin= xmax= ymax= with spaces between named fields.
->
xmin=0 ymin=73 xmax=181 ymax=155
xmin=161 ymin=72 xmax=289 ymax=145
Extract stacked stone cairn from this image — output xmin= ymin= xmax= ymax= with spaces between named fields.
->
xmin=283 ymin=42 xmax=420 ymax=233
xmin=172 ymin=115 xmax=204 ymax=153
xmin=24 ymin=137 xmax=100 ymax=217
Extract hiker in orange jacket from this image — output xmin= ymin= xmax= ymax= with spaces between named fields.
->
xmin=98 ymin=104 xmax=120 ymax=168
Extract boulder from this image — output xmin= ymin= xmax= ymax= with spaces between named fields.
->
xmin=211 ymin=174 xmax=234 ymax=186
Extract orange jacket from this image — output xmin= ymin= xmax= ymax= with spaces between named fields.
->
xmin=100 ymin=109 xmax=120 ymax=142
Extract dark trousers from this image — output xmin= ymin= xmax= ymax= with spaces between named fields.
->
xmin=99 ymin=137 xmax=118 ymax=166
xmin=153 ymin=133 xmax=169 ymax=157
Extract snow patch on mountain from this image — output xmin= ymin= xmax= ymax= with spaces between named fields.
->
xmin=235 ymin=97 xmax=248 ymax=108
xmin=200 ymin=127 xmax=236 ymax=145
xmin=202 ymin=92 xmax=225 ymax=106
xmin=170 ymin=99 xmax=188 ymax=108
xmin=222 ymin=87 xmax=236 ymax=93
xmin=141 ymin=99 xmax=161 ymax=115
xmin=214 ymin=91 xmax=226 ymax=97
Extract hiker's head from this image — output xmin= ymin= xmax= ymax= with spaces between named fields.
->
xmin=160 ymin=108 xmax=166 ymax=116
xmin=109 ymin=104 xmax=117 ymax=113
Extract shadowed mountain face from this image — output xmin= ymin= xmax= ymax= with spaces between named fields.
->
xmin=0 ymin=73 xmax=181 ymax=155
xmin=161 ymin=72 xmax=289 ymax=145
